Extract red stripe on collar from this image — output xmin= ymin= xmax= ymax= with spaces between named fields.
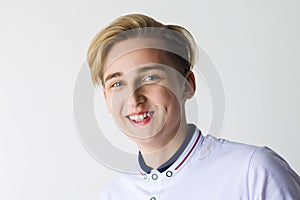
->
xmin=174 ymin=132 xmax=201 ymax=170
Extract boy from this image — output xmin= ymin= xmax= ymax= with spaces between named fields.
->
xmin=87 ymin=14 xmax=300 ymax=199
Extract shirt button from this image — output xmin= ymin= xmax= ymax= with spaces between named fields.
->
xmin=144 ymin=174 xmax=147 ymax=180
xmin=166 ymin=171 xmax=173 ymax=177
xmin=151 ymin=174 xmax=158 ymax=180
xmin=150 ymin=197 xmax=156 ymax=200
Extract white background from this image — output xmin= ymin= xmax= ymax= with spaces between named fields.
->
xmin=1 ymin=0 xmax=299 ymax=199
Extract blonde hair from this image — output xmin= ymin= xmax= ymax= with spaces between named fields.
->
xmin=87 ymin=13 xmax=197 ymax=85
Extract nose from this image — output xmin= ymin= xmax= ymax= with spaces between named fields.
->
xmin=127 ymin=87 xmax=146 ymax=107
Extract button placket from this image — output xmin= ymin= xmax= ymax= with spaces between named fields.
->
xmin=148 ymin=170 xmax=166 ymax=200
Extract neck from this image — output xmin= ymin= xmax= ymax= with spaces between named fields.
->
xmin=138 ymin=122 xmax=189 ymax=169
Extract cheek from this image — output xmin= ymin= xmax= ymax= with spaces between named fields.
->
xmin=150 ymin=86 xmax=181 ymax=108
xmin=105 ymin=91 xmax=127 ymax=114
xmin=160 ymin=77 xmax=185 ymax=99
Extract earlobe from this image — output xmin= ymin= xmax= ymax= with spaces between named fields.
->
xmin=183 ymin=71 xmax=196 ymax=100
xmin=102 ymin=89 xmax=107 ymax=99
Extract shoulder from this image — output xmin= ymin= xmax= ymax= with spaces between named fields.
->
xmin=201 ymin=135 xmax=300 ymax=199
xmin=247 ymin=146 xmax=300 ymax=199
xmin=248 ymin=146 xmax=291 ymax=172
xmin=247 ymin=145 xmax=299 ymax=183
xmin=199 ymin=135 xmax=260 ymax=160
xmin=197 ymin=135 xmax=261 ymax=176
xmin=202 ymin=134 xmax=299 ymax=179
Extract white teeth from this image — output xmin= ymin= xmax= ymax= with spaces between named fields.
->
xmin=137 ymin=115 xmax=143 ymax=120
xmin=128 ymin=112 xmax=153 ymax=122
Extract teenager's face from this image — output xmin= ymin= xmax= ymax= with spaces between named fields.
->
xmin=102 ymin=38 xmax=195 ymax=148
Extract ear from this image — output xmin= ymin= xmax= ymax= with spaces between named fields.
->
xmin=183 ymin=71 xmax=196 ymax=100
xmin=102 ymin=89 xmax=112 ymax=113
xmin=102 ymin=88 xmax=107 ymax=99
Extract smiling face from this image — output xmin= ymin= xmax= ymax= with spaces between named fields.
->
xmin=102 ymin=38 xmax=195 ymax=151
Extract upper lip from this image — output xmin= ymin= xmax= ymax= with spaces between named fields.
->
xmin=126 ymin=111 xmax=150 ymax=116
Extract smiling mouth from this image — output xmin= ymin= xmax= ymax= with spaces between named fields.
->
xmin=126 ymin=111 xmax=154 ymax=124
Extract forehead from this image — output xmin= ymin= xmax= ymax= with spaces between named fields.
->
xmin=104 ymin=38 xmax=176 ymax=76
xmin=105 ymin=38 xmax=168 ymax=66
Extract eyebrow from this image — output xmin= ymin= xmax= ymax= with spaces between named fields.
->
xmin=136 ymin=65 xmax=169 ymax=73
xmin=104 ymin=72 xmax=124 ymax=83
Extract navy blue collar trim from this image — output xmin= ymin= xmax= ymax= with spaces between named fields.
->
xmin=138 ymin=124 xmax=197 ymax=174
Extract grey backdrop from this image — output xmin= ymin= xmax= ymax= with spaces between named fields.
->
xmin=1 ymin=0 xmax=299 ymax=199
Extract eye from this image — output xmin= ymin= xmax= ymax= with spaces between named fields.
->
xmin=143 ymin=75 xmax=160 ymax=82
xmin=145 ymin=75 xmax=154 ymax=81
xmin=111 ymin=81 xmax=123 ymax=88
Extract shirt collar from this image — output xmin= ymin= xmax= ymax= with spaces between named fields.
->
xmin=138 ymin=124 xmax=197 ymax=174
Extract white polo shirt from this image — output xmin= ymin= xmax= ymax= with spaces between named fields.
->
xmin=99 ymin=125 xmax=300 ymax=200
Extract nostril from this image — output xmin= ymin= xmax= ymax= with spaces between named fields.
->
xmin=128 ymin=94 xmax=146 ymax=107
xmin=136 ymin=95 xmax=146 ymax=104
